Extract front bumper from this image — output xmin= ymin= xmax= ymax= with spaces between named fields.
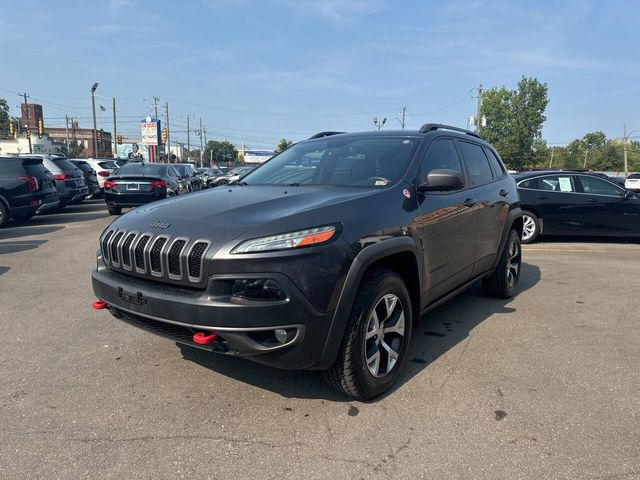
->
xmin=91 ymin=263 xmax=334 ymax=370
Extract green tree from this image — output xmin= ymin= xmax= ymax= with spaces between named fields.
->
xmin=58 ymin=141 xmax=85 ymax=158
xmin=0 ymin=98 xmax=10 ymax=135
xmin=203 ymin=140 xmax=237 ymax=165
xmin=480 ymin=77 xmax=549 ymax=169
xmin=275 ymin=138 xmax=294 ymax=153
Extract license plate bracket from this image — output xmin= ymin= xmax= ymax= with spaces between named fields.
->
xmin=117 ymin=287 xmax=147 ymax=306
xmin=127 ymin=183 xmax=140 ymax=191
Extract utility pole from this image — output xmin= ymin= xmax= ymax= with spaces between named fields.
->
xmin=548 ymin=147 xmax=554 ymax=168
xmin=475 ymin=83 xmax=483 ymax=135
xmin=199 ymin=118 xmax=203 ymax=167
xmin=583 ymin=149 xmax=589 ymax=169
xmin=22 ymin=93 xmax=32 ymax=154
xmin=112 ymin=97 xmax=117 ymax=157
xmin=624 ymin=124 xmax=628 ymax=178
xmin=396 ymin=106 xmax=406 ymax=129
xmin=186 ymin=115 xmax=190 ymax=161
xmin=90 ymin=83 xmax=99 ymax=157
xmin=65 ymin=115 xmax=70 ymax=154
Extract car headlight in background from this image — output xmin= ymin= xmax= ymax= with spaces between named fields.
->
xmin=231 ymin=225 xmax=337 ymax=254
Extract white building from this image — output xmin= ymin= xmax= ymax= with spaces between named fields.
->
xmin=0 ymin=136 xmax=62 ymax=156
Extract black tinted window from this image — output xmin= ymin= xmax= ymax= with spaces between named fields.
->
xmin=117 ymin=163 xmax=168 ymax=176
xmin=521 ymin=175 xmax=574 ymax=192
xmin=52 ymin=158 xmax=80 ymax=172
xmin=98 ymin=161 xmax=118 ymax=169
xmin=0 ymin=159 xmax=21 ymax=173
xmin=419 ymin=139 xmax=462 ymax=180
xmin=576 ymin=176 xmax=624 ymax=196
xmin=22 ymin=161 xmax=50 ymax=177
xmin=484 ymin=148 xmax=506 ymax=177
xmin=458 ymin=141 xmax=494 ymax=185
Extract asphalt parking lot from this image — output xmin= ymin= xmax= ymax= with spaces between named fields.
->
xmin=1 ymin=200 xmax=639 ymax=480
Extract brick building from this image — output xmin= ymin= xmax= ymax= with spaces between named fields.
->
xmin=45 ymin=121 xmax=113 ymax=158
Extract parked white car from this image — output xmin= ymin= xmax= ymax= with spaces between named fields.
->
xmin=625 ymin=173 xmax=640 ymax=192
xmin=81 ymin=158 xmax=120 ymax=194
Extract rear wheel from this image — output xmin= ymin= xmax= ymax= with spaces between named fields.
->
xmin=482 ymin=230 xmax=522 ymax=299
xmin=521 ymin=211 xmax=540 ymax=244
xmin=217 ymin=180 xmax=229 ymax=186
xmin=0 ymin=202 xmax=8 ymax=228
xmin=107 ymin=206 xmax=122 ymax=215
xmin=324 ymin=269 xmax=412 ymax=400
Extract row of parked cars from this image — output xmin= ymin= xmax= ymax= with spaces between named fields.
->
xmin=101 ymin=163 xmax=257 ymax=215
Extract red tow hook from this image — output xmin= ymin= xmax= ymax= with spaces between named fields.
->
xmin=92 ymin=300 xmax=108 ymax=310
xmin=193 ymin=332 xmax=218 ymax=345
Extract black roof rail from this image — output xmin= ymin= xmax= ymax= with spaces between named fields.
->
xmin=308 ymin=131 xmax=345 ymax=139
xmin=419 ymin=123 xmax=480 ymax=138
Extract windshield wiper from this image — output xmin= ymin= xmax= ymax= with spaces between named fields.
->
xmin=235 ymin=181 xmax=248 ymax=186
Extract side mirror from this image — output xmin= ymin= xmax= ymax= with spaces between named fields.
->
xmin=624 ymin=189 xmax=635 ymax=198
xmin=419 ymin=169 xmax=465 ymax=192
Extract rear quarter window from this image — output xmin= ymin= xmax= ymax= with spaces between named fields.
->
xmin=0 ymin=159 xmax=22 ymax=174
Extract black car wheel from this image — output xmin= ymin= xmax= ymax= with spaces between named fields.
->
xmin=217 ymin=179 xmax=229 ymax=186
xmin=482 ymin=229 xmax=522 ymax=299
xmin=324 ymin=269 xmax=412 ymax=400
xmin=107 ymin=206 xmax=122 ymax=215
xmin=521 ymin=211 xmax=540 ymax=244
xmin=0 ymin=201 xmax=8 ymax=228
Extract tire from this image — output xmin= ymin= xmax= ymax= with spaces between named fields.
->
xmin=0 ymin=201 xmax=8 ymax=228
xmin=217 ymin=180 xmax=229 ymax=186
xmin=482 ymin=230 xmax=522 ymax=299
xmin=107 ymin=206 xmax=122 ymax=215
xmin=521 ymin=211 xmax=540 ymax=244
xmin=324 ymin=269 xmax=412 ymax=400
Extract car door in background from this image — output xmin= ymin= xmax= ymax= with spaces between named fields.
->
xmin=573 ymin=174 xmax=640 ymax=235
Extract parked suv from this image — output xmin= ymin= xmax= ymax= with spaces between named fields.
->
xmin=91 ymin=124 xmax=523 ymax=399
xmin=19 ymin=154 xmax=88 ymax=208
xmin=81 ymin=158 xmax=120 ymax=196
xmin=70 ymin=160 xmax=101 ymax=198
xmin=0 ymin=156 xmax=59 ymax=227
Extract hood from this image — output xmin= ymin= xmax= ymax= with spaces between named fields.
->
xmin=108 ymin=185 xmax=377 ymax=249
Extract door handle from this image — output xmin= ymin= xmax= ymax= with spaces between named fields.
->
xmin=587 ymin=198 xmax=598 ymax=203
xmin=463 ymin=198 xmax=479 ymax=208
xmin=536 ymin=195 xmax=549 ymax=200
xmin=499 ymin=189 xmax=509 ymax=197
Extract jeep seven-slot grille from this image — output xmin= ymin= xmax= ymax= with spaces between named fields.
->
xmin=110 ymin=232 xmax=124 ymax=264
xmin=188 ymin=242 xmax=208 ymax=279
xmin=135 ymin=235 xmax=150 ymax=270
xmin=101 ymin=230 xmax=210 ymax=286
xmin=121 ymin=233 xmax=136 ymax=267
xmin=150 ymin=237 xmax=167 ymax=273
xmin=168 ymin=240 xmax=186 ymax=276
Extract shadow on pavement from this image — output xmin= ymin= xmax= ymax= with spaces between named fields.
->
xmin=0 ymin=239 xmax=47 ymax=255
xmin=0 ymin=225 xmax=64 ymax=240
xmin=539 ymin=235 xmax=639 ymax=245
xmin=0 ymin=266 xmax=9 ymax=276
xmin=179 ymin=262 xmax=541 ymax=401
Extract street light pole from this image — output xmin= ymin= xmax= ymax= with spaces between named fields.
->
xmin=623 ymin=125 xmax=637 ymax=178
xmin=90 ymin=83 xmax=99 ymax=157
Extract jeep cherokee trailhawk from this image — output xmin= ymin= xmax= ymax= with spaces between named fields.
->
xmin=92 ymin=124 xmax=523 ymax=399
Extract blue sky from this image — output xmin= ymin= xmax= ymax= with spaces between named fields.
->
xmin=0 ymin=0 xmax=639 ymax=149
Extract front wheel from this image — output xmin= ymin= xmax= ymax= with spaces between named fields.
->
xmin=482 ymin=229 xmax=522 ymax=299
xmin=324 ymin=269 xmax=412 ymax=400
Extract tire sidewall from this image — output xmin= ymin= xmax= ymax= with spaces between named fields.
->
xmin=0 ymin=201 xmax=8 ymax=228
xmin=352 ymin=274 xmax=412 ymax=398
xmin=521 ymin=211 xmax=539 ymax=244
xmin=504 ymin=230 xmax=521 ymax=297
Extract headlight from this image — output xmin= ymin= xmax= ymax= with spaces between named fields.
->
xmin=231 ymin=225 xmax=337 ymax=254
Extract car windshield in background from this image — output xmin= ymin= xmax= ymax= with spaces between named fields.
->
xmin=116 ymin=163 xmax=168 ymax=176
xmin=628 ymin=173 xmax=640 ymax=179
xmin=52 ymin=158 xmax=80 ymax=171
xmin=241 ymin=136 xmax=419 ymax=187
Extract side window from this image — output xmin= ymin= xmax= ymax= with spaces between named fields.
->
xmin=168 ymin=167 xmax=177 ymax=178
xmin=484 ymin=148 xmax=506 ymax=177
xmin=576 ymin=176 xmax=624 ymax=197
xmin=458 ymin=141 xmax=494 ymax=185
xmin=419 ymin=139 xmax=462 ymax=181
xmin=538 ymin=175 xmax=574 ymax=192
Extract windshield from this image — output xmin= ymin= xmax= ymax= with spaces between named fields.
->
xmin=98 ymin=161 xmax=118 ymax=169
xmin=241 ymin=136 xmax=419 ymax=187
xmin=116 ymin=163 xmax=168 ymax=176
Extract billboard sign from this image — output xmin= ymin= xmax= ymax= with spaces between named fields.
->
xmin=141 ymin=118 xmax=161 ymax=146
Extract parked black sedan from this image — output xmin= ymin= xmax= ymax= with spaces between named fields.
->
xmin=103 ymin=163 xmax=181 ymax=215
xmin=514 ymin=170 xmax=640 ymax=243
